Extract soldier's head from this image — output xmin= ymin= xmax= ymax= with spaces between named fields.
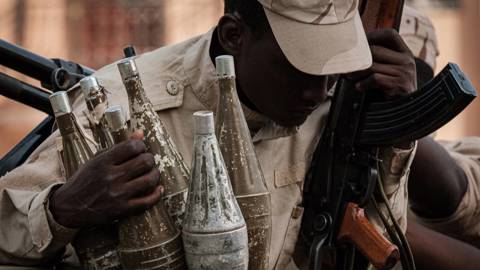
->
xmin=400 ymin=5 xmax=439 ymax=87
xmin=215 ymin=0 xmax=372 ymax=126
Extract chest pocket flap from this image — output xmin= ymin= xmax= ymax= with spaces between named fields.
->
xmin=274 ymin=162 xmax=307 ymax=188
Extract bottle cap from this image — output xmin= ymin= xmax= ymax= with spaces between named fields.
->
xmin=79 ymin=76 xmax=101 ymax=98
xmin=117 ymin=58 xmax=139 ymax=80
xmin=215 ymin=55 xmax=235 ymax=77
xmin=193 ymin=111 xmax=215 ymax=135
xmin=105 ymin=105 xmax=126 ymax=131
xmin=49 ymin=91 xmax=71 ymax=116
xmin=123 ymin=45 xmax=137 ymax=58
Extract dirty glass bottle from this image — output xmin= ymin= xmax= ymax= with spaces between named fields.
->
xmin=50 ymin=91 xmax=122 ymax=270
xmin=105 ymin=105 xmax=129 ymax=143
xmin=80 ymin=76 xmax=114 ymax=150
xmin=117 ymin=58 xmax=189 ymax=229
xmin=215 ymin=55 xmax=272 ymax=270
xmin=183 ymin=111 xmax=248 ymax=269
xmin=116 ymin=59 xmax=186 ymax=269
xmin=50 ymin=91 xmax=94 ymax=178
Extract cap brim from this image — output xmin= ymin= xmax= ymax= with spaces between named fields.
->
xmin=264 ymin=8 xmax=372 ymax=75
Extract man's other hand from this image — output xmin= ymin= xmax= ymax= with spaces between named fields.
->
xmin=49 ymin=130 xmax=163 ymax=228
xmin=350 ymin=28 xmax=417 ymax=99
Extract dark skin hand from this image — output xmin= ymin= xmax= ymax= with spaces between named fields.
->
xmin=351 ymin=28 xmax=417 ymax=99
xmin=211 ymin=13 xmax=417 ymax=129
xmin=409 ymin=136 xmax=468 ymax=218
xmin=407 ymin=220 xmax=480 ymax=270
xmin=50 ymin=130 xmax=163 ymax=228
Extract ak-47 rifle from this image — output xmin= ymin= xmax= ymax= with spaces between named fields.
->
xmin=300 ymin=1 xmax=477 ymax=270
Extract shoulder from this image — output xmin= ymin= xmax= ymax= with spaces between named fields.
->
xmin=69 ymin=33 xmax=207 ymax=116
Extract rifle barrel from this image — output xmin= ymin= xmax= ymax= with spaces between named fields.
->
xmin=0 ymin=72 xmax=53 ymax=115
xmin=0 ymin=39 xmax=58 ymax=83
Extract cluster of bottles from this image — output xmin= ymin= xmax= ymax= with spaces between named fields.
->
xmin=50 ymin=52 xmax=271 ymax=270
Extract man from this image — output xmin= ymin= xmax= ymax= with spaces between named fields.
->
xmin=399 ymin=5 xmax=480 ymax=249
xmin=400 ymin=6 xmax=480 ymax=269
xmin=0 ymin=0 xmax=417 ymax=269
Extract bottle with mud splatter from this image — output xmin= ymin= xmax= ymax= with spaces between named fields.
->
xmin=104 ymin=105 xmax=129 ymax=143
xmin=117 ymin=58 xmax=188 ymax=228
xmin=50 ymin=91 xmax=94 ymax=178
xmin=215 ymin=55 xmax=272 ymax=270
xmin=183 ymin=111 xmax=248 ymax=270
xmin=50 ymin=91 xmax=122 ymax=270
xmin=116 ymin=59 xmax=186 ymax=269
xmin=80 ymin=76 xmax=114 ymax=150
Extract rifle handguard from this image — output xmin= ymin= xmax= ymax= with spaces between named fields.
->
xmin=337 ymin=203 xmax=400 ymax=270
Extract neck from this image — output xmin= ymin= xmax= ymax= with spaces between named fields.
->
xmin=209 ymin=27 xmax=259 ymax=113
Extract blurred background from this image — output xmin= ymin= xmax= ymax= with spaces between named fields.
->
xmin=0 ymin=0 xmax=479 ymax=157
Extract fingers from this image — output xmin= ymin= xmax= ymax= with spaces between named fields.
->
xmin=367 ymin=28 xmax=411 ymax=54
xmin=355 ymin=73 xmax=409 ymax=98
xmin=347 ymin=29 xmax=417 ymax=98
xmin=124 ymin=168 xmax=161 ymax=198
xmin=106 ymin=139 xmax=147 ymax=165
xmin=117 ymin=152 xmax=156 ymax=180
xmin=370 ymin=45 xmax=412 ymax=65
xmin=126 ymin=185 xmax=164 ymax=215
xmin=347 ymin=61 xmax=408 ymax=81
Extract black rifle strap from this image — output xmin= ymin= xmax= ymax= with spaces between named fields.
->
xmin=374 ymin=154 xmax=416 ymax=270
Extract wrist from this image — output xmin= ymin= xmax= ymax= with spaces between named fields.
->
xmin=48 ymin=186 xmax=81 ymax=229
xmin=392 ymin=141 xmax=415 ymax=150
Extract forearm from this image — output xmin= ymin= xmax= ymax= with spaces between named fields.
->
xmin=0 ymin=183 xmax=76 ymax=265
xmin=0 ymin=132 xmax=77 ymax=266
xmin=407 ymin=221 xmax=480 ymax=270
xmin=366 ymin=144 xmax=417 ymax=235
xmin=409 ymin=136 xmax=468 ymax=218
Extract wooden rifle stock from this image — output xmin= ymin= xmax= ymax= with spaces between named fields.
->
xmin=360 ymin=0 xmax=404 ymax=32
xmin=337 ymin=203 xmax=400 ymax=270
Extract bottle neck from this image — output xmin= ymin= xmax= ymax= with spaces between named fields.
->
xmin=56 ymin=113 xmax=77 ymax=137
xmin=124 ymin=75 xmax=149 ymax=105
xmin=111 ymin=128 xmax=130 ymax=144
xmin=85 ymin=88 xmax=108 ymax=115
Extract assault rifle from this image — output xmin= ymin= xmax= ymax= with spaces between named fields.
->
xmin=300 ymin=1 xmax=477 ymax=269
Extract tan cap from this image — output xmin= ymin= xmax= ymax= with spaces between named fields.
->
xmin=400 ymin=5 xmax=439 ymax=70
xmin=257 ymin=0 xmax=372 ymax=75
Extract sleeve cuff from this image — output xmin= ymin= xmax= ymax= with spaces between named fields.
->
xmin=379 ymin=142 xmax=417 ymax=196
xmin=28 ymin=183 xmax=78 ymax=252
xmin=415 ymin=151 xmax=480 ymax=246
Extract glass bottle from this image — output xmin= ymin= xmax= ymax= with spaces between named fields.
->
xmin=215 ymin=55 xmax=272 ymax=270
xmin=117 ymin=58 xmax=189 ymax=229
xmin=183 ymin=111 xmax=248 ymax=269
xmin=50 ymin=91 xmax=94 ymax=178
xmin=49 ymin=91 xmax=122 ymax=270
xmin=105 ymin=105 xmax=129 ymax=143
xmin=80 ymin=76 xmax=114 ymax=150
xmin=116 ymin=60 xmax=186 ymax=269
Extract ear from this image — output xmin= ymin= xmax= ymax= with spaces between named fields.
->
xmin=217 ymin=13 xmax=246 ymax=56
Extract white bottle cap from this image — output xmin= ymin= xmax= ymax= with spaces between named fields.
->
xmin=215 ymin=55 xmax=235 ymax=77
xmin=193 ymin=111 xmax=215 ymax=135
xmin=79 ymin=76 xmax=101 ymax=98
xmin=105 ymin=105 xmax=126 ymax=131
xmin=49 ymin=91 xmax=71 ymax=116
xmin=117 ymin=58 xmax=139 ymax=80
